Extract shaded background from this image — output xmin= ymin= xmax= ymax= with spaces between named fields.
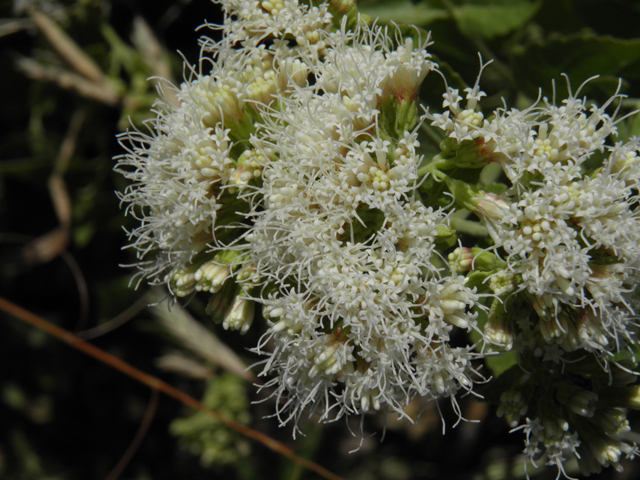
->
xmin=3 ymin=0 xmax=640 ymax=479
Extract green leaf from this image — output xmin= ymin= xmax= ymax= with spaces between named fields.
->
xmin=452 ymin=1 xmax=541 ymax=40
xmin=513 ymin=34 xmax=640 ymax=99
xmin=485 ymin=349 xmax=519 ymax=377
xmin=478 ymin=363 xmax=523 ymax=404
xmin=358 ymin=0 xmax=448 ymax=27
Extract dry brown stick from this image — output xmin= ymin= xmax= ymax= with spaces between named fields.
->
xmin=28 ymin=7 xmax=106 ymax=84
xmin=22 ymin=109 xmax=82 ymax=266
xmin=105 ymin=388 xmax=160 ymax=480
xmin=77 ymin=294 xmax=150 ymax=340
xmin=0 ymin=296 xmax=346 ymax=480
xmin=130 ymin=16 xmax=179 ymax=107
xmin=16 ymin=57 xmax=121 ymax=106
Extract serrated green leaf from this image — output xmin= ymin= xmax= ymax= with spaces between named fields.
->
xmin=452 ymin=1 xmax=540 ymax=40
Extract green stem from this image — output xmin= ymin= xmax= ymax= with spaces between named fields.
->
xmin=451 ymin=208 xmax=472 ymax=220
xmin=450 ymin=217 xmax=488 ymax=237
xmin=417 ymin=155 xmax=450 ymax=179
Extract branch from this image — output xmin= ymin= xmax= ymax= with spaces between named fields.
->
xmin=0 ymin=296 xmax=345 ymax=480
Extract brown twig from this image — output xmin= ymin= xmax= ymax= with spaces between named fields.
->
xmin=0 ymin=297 xmax=346 ymax=480
xmin=77 ymin=293 xmax=149 ymax=340
xmin=105 ymin=388 xmax=160 ymax=480
xmin=17 ymin=109 xmax=91 ymax=328
xmin=28 ymin=7 xmax=106 ymax=85
xmin=130 ymin=16 xmax=179 ymax=107
xmin=22 ymin=108 xmax=84 ymax=266
xmin=16 ymin=57 xmax=121 ymax=106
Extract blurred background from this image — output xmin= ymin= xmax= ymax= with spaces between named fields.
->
xmin=3 ymin=0 xmax=640 ymax=479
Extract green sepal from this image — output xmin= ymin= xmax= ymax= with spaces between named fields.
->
xmin=433 ymin=225 xmax=457 ymax=249
xmin=330 ymin=3 xmax=362 ymax=30
xmin=379 ymin=97 xmax=419 ymax=140
xmin=227 ymin=108 xmax=261 ymax=146
xmin=464 ymin=267 xmax=502 ymax=292
xmin=448 ymin=138 xmax=493 ymax=169
xmin=395 ymin=98 xmax=419 ymax=135
xmin=483 ymin=182 xmax=508 ymax=195
xmin=444 ymin=176 xmax=485 ymax=212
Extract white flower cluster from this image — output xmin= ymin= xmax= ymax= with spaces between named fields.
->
xmin=246 ymin=15 xmax=484 ymax=428
xmin=486 ymin=88 xmax=640 ymax=356
xmin=116 ymin=0 xmax=640 ymax=475
xmin=432 ymin=76 xmax=640 ymax=357
xmin=115 ymin=0 xmax=325 ymax=287
xmin=117 ymin=0 xmax=486 ymax=432
xmin=430 ymin=75 xmax=640 ymax=475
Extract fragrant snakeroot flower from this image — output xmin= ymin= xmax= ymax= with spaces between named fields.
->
xmin=242 ymin=18 xmax=486 ymax=427
xmin=115 ymin=0 xmax=640 ymax=475
xmin=453 ymin=79 xmax=640 ymax=360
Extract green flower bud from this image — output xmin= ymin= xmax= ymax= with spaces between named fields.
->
xmin=488 ymin=271 xmax=515 ymax=295
xmin=448 ymin=247 xmax=502 ymax=272
xmin=228 ymin=149 xmax=265 ymax=192
xmin=195 ymin=250 xmax=241 ymax=293
xmin=170 ymin=267 xmax=198 ymax=297
xmin=539 ymin=312 xmax=571 ymax=345
xmin=496 ymin=388 xmax=528 ymax=428
xmin=593 ymin=407 xmax=630 ymax=436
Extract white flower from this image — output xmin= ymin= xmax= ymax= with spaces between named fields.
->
xmin=427 ymin=58 xmax=490 ymax=143
xmin=214 ymin=0 xmax=334 ymax=56
xmin=483 ymin=79 xmax=621 ymax=186
xmin=116 ymin=102 xmax=234 ymax=283
xmin=570 ymin=173 xmax=640 ymax=266
xmin=518 ymin=416 xmax=581 ymax=477
xmin=487 ymin=182 xmax=592 ymax=303
xmin=243 ymin=19 xmax=486 ymax=425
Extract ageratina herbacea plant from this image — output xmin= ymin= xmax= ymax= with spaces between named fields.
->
xmin=115 ymin=0 xmax=640 ymax=477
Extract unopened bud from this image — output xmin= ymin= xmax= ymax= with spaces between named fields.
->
xmin=222 ymin=290 xmax=255 ymax=334
xmin=556 ymin=382 xmax=598 ymax=418
xmin=475 ymin=192 xmax=511 ymax=223
xmin=484 ymin=297 xmax=514 ymax=350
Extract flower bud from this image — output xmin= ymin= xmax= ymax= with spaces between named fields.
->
xmin=169 ymin=266 xmax=198 ymax=297
xmin=497 ymin=389 xmax=527 ymax=427
xmin=539 ymin=312 xmax=571 ymax=345
xmin=229 ymin=149 xmax=265 ymax=192
xmin=593 ymin=407 xmax=630 ymax=436
xmin=555 ymin=382 xmax=598 ymax=417
xmin=475 ymin=192 xmax=511 ymax=223
xmin=488 ymin=271 xmax=515 ymax=295
xmin=222 ymin=289 xmax=255 ymax=335
xmin=484 ymin=298 xmax=514 ymax=350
